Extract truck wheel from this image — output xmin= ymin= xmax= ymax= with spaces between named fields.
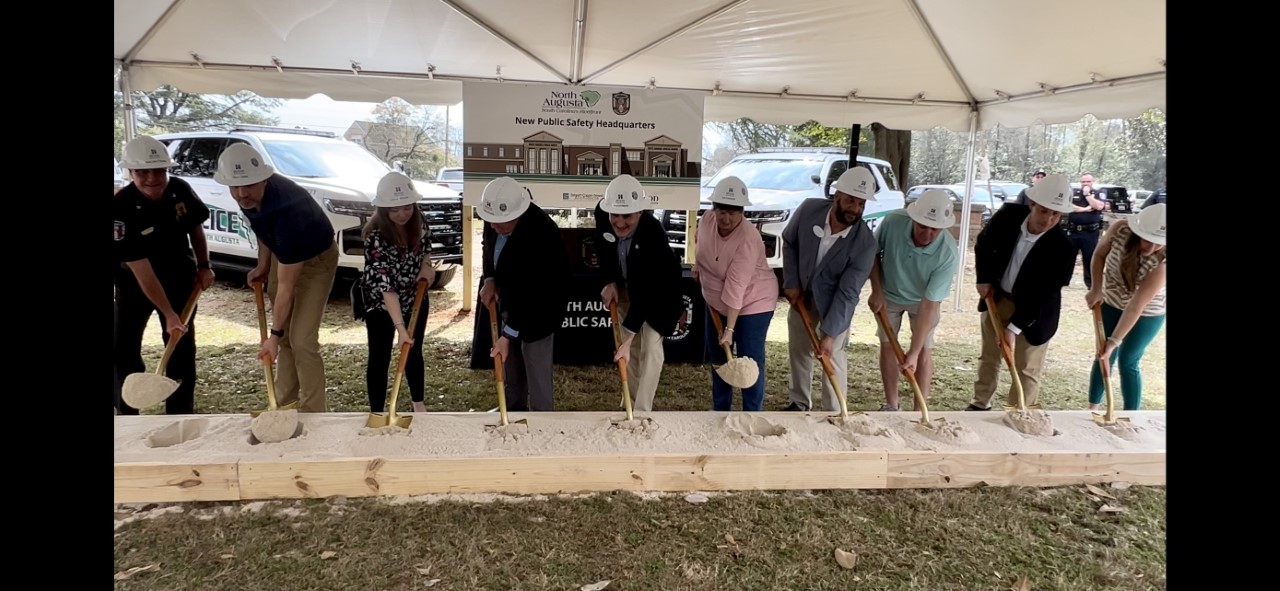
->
xmin=431 ymin=263 xmax=458 ymax=291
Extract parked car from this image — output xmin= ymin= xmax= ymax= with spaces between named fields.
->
xmin=654 ymin=147 xmax=906 ymax=283
xmin=436 ymin=166 xmax=463 ymax=196
xmin=905 ymin=183 xmax=1002 ymax=227
xmin=154 ymin=125 xmax=464 ymax=290
xmin=985 ymin=180 xmax=1029 ymax=203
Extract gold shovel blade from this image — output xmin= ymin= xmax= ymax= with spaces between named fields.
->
xmin=366 ymin=412 xmax=414 ymax=429
xmin=250 ymin=400 xmax=298 ymax=418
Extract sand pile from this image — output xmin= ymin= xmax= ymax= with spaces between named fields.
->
xmin=610 ymin=417 xmax=658 ymax=435
xmin=114 ymin=411 xmax=1168 ymax=465
xmin=359 ymin=425 xmax=412 ymax=437
xmin=1003 ymin=410 xmax=1056 ymax=436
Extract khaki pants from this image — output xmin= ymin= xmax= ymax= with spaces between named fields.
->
xmin=787 ymin=298 xmax=849 ymax=412
xmin=617 ymin=288 xmax=665 ymax=412
xmin=268 ymin=241 xmax=339 ymax=412
xmin=972 ymin=296 xmax=1050 ymax=409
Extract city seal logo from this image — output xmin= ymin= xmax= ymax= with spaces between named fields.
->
xmin=612 ymin=92 xmax=631 ymax=116
xmin=580 ymin=90 xmax=601 ymax=107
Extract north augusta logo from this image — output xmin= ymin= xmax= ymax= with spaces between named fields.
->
xmin=544 ymin=90 xmax=601 ymax=109
xmin=204 ymin=205 xmax=257 ymax=250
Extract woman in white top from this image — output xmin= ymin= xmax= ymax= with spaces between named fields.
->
xmin=1083 ymin=204 xmax=1166 ymax=410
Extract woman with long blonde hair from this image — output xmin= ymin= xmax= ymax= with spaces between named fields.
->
xmin=359 ymin=172 xmax=434 ymax=413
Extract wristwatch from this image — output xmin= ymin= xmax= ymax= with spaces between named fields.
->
xmin=270 ymin=328 xmax=285 ymax=338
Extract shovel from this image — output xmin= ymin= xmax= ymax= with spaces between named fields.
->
xmin=248 ymin=281 xmax=301 ymax=443
xmin=873 ymin=306 xmax=941 ymax=428
xmin=485 ymin=301 xmax=526 ymax=429
xmin=791 ymin=298 xmax=857 ymax=423
xmin=982 ymin=294 xmax=1039 ymax=411
xmin=366 ymin=278 xmax=429 ymax=429
xmin=120 ymin=285 xmax=202 ymax=409
xmin=706 ymin=307 xmax=761 ymax=390
xmin=608 ymin=302 xmax=636 ymax=422
xmin=1091 ymin=304 xmax=1129 ymax=425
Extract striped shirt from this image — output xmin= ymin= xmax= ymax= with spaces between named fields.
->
xmin=1102 ymin=222 xmax=1166 ymax=316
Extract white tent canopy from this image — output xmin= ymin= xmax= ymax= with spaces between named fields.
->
xmin=114 ymin=0 xmax=1166 ymax=311
xmin=115 ymin=0 xmax=1165 ymax=132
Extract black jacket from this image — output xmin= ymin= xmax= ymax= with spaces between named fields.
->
xmin=592 ymin=205 xmax=685 ymax=337
xmin=974 ymin=204 xmax=1075 ymax=346
xmin=481 ymin=205 xmax=571 ymax=343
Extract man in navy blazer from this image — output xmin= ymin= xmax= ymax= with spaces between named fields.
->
xmin=969 ymin=173 xmax=1077 ymax=411
xmin=780 ymin=167 xmax=879 ymax=412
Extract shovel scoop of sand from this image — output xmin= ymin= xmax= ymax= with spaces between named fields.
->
xmin=1003 ymin=409 xmax=1055 ymax=436
xmin=120 ymin=373 xmax=180 ymax=409
xmin=715 ymin=357 xmax=759 ymax=389
xmin=250 ymin=409 xmax=301 ymax=444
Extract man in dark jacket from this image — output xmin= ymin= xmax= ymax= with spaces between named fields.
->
xmin=594 ymin=175 xmax=685 ymax=411
xmin=968 ymin=173 xmax=1076 ymax=411
xmin=479 ymin=177 xmax=571 ymax=412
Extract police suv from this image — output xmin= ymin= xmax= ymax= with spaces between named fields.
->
xmin=655 ymin=147 xmax=906 ymax=279
xmin=154 ymin=126 xmax=464 ymax=289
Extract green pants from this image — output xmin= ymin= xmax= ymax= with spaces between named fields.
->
xmin=1088 ymin=303 xmax=1164 ymax=410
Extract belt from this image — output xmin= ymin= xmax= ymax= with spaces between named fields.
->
xmin=1069 ymin=223 xmax=1101 ymax=233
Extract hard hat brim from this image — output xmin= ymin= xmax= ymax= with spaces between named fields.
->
xmin=907 ymin=202 xmax=955 ymax=229
xmin=372 ymin=195 xmax=421 ymax=208
xmin=120 ymin=159 xmax=176 ymax=170
xmin=600 ymin=197 xmax=646 ymax=215
xmin=214 ymin=165 xmax=275 ymax=187
xmin=477 ymin=198 xmax=530 ymax=223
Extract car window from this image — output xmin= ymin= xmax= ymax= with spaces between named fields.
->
xmin=703 ymin=158 xmax=822 ymax=191
xmin=259 ymin=139 xmax=391 ymax=178
xmin=171 ymin=138 xmax=230 ymax=178
xmin=874 ymin=163 xmax=900 ymax=192
xmin=824 ymin=159 xmax=848 ymax=196
xmin=440 ymin=169 xmax=463 ymax=181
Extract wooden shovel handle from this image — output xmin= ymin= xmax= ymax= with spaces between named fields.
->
xmin=794 ymin=299 xmax=837 ymax=375
xmin=157 ymin=285 xmax=203 ymax=373
xmin=706 ymin=306 xmax=735 ymax=359
xmin=983 ymin=294 xmax=1017 ymax=367
xmin=395 ymin=279 xmax=430 ymax=374
xmin=486 ymin=301 xmax=505 ymax=381
xmin=252 ymin=281 xmax=269 ymax=343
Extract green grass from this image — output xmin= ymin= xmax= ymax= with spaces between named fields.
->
xmin=114 ymin=486 xmax=1165 ymax=590
xmin=120 ymin=227 xmax=1166 ymax=590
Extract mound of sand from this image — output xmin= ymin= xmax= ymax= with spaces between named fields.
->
xmin=250 ymin=410 xmax=301 ymax=444
xmin=1003 ymin=410 xmax=1056 ymax=436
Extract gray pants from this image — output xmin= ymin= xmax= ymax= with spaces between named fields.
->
xmin=786 ymin=300 xmax=849 ymax=412
xmin=504 ymin=333 xmax=555 ymax=411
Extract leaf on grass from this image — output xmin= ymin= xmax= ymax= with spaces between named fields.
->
xmin=220 ymin=554 xmax=235 ymax=560
xmin=580 ymin=580 xmax=611 ymax=591
xmin=724 ymin=534 xmax=737 ymax=546
xmin=1098 ymin=504 xmax=1127 ymax=515
xmin=114 ymin=564 xmax=160 ymax=580
xmin=1110 ymin=481 xmax=1132 ymax=490
xmin=834 ymin=548 xmax=857 ymax=570
xmin=684 ymin=493 xmax=709 ymax=504
xmin=1011 ymin=575 xmax=1031 ymax=591
xmin=1085 ymin=484 xmax=1117 ymax=499
xmin=416 ymin=566 xmax=432 ymax=575
xmin=320 ymin=551 xmax=338 ymax=560
xmin=424 ymin=579 xmax=441 ymax=588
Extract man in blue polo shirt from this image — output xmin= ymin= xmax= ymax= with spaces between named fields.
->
xmin=215 ymin=143 xmax=339 ymax=413
xmin=868 ymin=189 xmax=959 ymax=411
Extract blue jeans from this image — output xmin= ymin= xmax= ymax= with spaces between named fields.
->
xmin=705 ymin=308 xmax=773 ymax=411
xmin=1088 ymin=303 xmax=1164 ymax=410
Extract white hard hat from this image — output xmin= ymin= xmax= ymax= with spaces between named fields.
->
xmin=601 ymin=174 xmax=646 ymax=215
xmin=373 ymin=171 xmax=421 ymax=207
xmin=213 ymin=143 xmax=275 ymax=186
xmin=907 ymin=189 xmax=957 ymax=229
xmin=119 ymin=136 xmax=175 ymax=170
xmin=1130 ymin=203 xmax=1166 ymax=246
xmin=709 ymin=176 xmax=752 ymax=207
xmin=478 ymin=176 xmax=531 ymax=223
xmin=1026 ymin=173 xmax=1074 ymax=214
xmin=832 ymin=167 xmax=877 ymax=201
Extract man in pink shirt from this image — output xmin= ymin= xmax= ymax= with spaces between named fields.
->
xmin=694 ymin=176 xmax=780 ymax=411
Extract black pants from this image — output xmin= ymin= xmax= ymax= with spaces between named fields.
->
xmin=114 ymin=267 xmax=198 ymax=415
xmin=1068 ymin=230 xmax=1100 ymax=288
xmin=364 ymin=300 xmax=429 ymax=412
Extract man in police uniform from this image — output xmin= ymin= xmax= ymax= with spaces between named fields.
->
xmin=114 ymin=135 xmax=214 ymax=415
xmin=1066 ymin=173 xmax=1108 ymax=288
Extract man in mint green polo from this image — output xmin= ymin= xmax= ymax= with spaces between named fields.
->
xmin=867 ymin=189 xmax=959 ymax=411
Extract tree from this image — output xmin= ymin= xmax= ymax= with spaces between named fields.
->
xmin=113 ymin=86 xmax=281 ymax=157
xmin=358 ymin=98 xmax=452 ymax=179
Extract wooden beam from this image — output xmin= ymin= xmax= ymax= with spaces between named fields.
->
xmin=113 ymin=412 xmax=1166 ymax=503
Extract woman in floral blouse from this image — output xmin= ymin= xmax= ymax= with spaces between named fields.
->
xmin=361 ymin=172 xmax=435 ymax=413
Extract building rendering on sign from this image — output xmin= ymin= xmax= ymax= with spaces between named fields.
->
xmin=465 ymin=131 xmax=696 ymax=178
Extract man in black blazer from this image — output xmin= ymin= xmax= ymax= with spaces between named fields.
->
xmin=968 ymin=173 xmax=1076 ymax=411
xmin=479 ymin=177 xmax=570 ymax=412
xmin=594 ymin=175 xmax=685 ymax=411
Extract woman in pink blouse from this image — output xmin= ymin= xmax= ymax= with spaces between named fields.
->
xmin=694 ymin=176 xmax=779 ymax=410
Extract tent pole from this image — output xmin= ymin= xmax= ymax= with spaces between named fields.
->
xmin=120 ymin=64 xmax=139 ymax=143
xmin=952 ymin=109 xmax=979 ymax=313
xmin=462 ymin=205 xmax=474 ymax=313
